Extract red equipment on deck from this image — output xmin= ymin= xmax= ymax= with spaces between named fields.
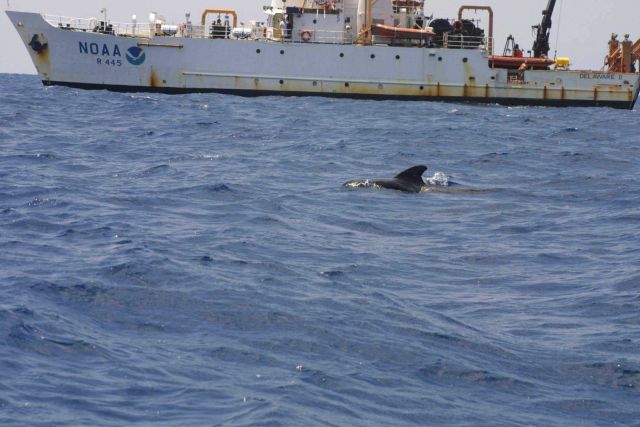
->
xmin=489 ymin=56 xmax=555 ymax=70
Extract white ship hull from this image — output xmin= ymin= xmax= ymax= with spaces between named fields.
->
xmin=8 ymin=11 xmax=640 ymax=109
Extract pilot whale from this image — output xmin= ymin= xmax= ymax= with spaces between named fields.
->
xmin=343 ymin=165 xmax=428 ymax=193
xmin=344 ymin=165 xmax=501 ymax=194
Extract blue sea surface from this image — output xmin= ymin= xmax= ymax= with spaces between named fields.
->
xmin=1 ymin=73 xmax=639 ymax=426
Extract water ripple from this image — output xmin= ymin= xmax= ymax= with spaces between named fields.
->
xmin=1 ymin=73 xmax=639 ymax=426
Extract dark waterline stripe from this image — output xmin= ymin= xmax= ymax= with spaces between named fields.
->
xmin=43 ymin=80 xmax=635 ymax=110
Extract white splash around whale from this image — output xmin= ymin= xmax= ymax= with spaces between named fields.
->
xmin=423 ymin=171 xmax=450 ymax=187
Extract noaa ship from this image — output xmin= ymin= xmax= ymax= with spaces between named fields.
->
xmin=7 ymin=0 xmax=640 ymax=109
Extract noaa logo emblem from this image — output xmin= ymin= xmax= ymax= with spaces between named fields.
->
xmin=126 ymin=46 xmax=146 ymax=65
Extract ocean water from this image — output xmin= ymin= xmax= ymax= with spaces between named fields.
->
xmin=0 ymin=73 xmax=639 ymax=426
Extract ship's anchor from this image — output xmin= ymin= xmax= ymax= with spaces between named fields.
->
xmin=29 ymin=34 xmax=48 ymax=53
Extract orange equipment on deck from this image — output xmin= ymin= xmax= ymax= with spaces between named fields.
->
xmin=489 ymin=56 xmax=555 ymax=70
xmin=605 ymin=34 xmax=640 ymax=73
xmin=371 ymin=24 xmax=434 ymax=40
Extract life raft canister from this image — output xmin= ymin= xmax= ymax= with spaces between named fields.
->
xmin=301 ymin=30 xmax=313 ymax=42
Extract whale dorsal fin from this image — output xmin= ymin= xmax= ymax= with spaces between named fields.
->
xmin=394 ymin=165 xmax=428 ymax=184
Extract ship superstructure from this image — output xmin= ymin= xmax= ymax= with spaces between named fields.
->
xmin=7 ymin=0 xmax=640 ymax=109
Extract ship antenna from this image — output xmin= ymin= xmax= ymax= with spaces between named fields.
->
xmin=553 ymin=0 xmax=564 ymax=59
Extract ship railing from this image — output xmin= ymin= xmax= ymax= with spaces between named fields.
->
xmin=43 ymin=14 xmax=238 ymax=40
xmin=43 ymin=14 xmax=355 ymax=44
xmin=114 ymin=23 xmax=155 ymax=38
xmin=184 ymin=27 xmax=354 ymax=44
xmin=442 ymin=33 xmax=493 ymax=53
xmin=43 ymin=14 xmax=160 ymax=37
xmin=279 ymin=29 xmax=354 ymax=44
xmin=44 ymin=14 xmax=100 ymax=32
xmin=44 ymin=14 xmax=194 ymax=38
xmin=164 ymin=26 xmax=354 ymax=44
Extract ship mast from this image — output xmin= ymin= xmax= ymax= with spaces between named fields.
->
xmin=366 ymin=0 xmax=373 ymax=44
xmin=357 ymin=0 xmax=374 ymax=45
xmin=531 ymin=0 xmax=556 ymax=58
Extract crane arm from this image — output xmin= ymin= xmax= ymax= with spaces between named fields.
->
xmin=532 ymin=0 xmax=556 ymax=58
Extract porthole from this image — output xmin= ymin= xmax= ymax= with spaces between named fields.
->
xmin=340 ymin=52 xmax=344 ymax=58
xmin=438 ymin=56 xmax=443 ymax=61
xmin=279 ymin=79 xmax=284 ymax=84
xmin=313 ymin=19 xmax=317 ymax=24
xmin=419 ymin=85 xmax=424 ymax=90
xmin=462 ymin=57 xmax=468 ymax=63
xmin=345 ymin=82 xmax=350 ymax=87
xmin=280 ymin=50 xmax=285 ymax=55
xmin=312 ymin=81 xmax=318 ymax=86
xmin=256 ymin=49 xmax=261 ymax=54
xmin=395 ymin=54 xmax=400 ymax=60
xmin=370 ymin=54 xmax=375 ymax=59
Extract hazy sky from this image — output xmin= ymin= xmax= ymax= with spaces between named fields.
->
xmin=2 ymin=0 xmax=639 ymax=74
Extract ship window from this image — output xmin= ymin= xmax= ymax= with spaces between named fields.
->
xmin=313 ymin=81 xmax=318 ymax=86
xmin=279 ymin=79 xmax=284 ymax=84
xmin=438 ymin=57 xmax=442 ymax=61
xmin=256 ymin=49 xmax=261 ymax=54
xmin=280 ymin=50 xmax=285 ymax=55
xmin=370 ymin=54 xmax=375 ymax=59
xmin=395 ymin=55 xmax=400 ymax=60
xmin=463 ymin=57 xmax=468 ymax=63
xmin=313 ymin=19 xmax=317 ymax=24
xmin=340 ymin=53 xmax=344 ymax=58
xmin=419 ymin=85 xmax=424 ymax=90
xmin=345 ymin=82 xmax=350 ymax=87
